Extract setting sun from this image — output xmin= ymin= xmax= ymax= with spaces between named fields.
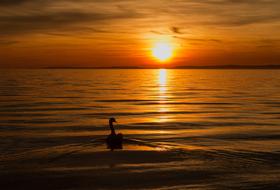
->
xmin=152 ymin=42 xmax=173 ymax=62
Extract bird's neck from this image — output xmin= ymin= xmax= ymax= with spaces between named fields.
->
xmin=109 ymin=122 xmax=116 ymax=135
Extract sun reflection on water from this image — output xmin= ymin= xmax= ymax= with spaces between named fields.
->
xmin=158 ymin=69 xmax=169 ymax=122
xmin=159 ymin=69 xmax=167 ymax=94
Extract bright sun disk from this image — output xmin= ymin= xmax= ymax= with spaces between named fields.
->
xmin=152 ymin=42 xmax=173 ymax=62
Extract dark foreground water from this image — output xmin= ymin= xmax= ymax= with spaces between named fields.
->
xmin=0 ymin=69 xmax=279 ymax=189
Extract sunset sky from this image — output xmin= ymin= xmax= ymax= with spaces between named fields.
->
xmin=0 ymin=0 xmax=280 ymax=68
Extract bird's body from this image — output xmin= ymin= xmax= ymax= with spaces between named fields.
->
xmin=106 ymin=133 xmax=123 ymax=150
xmin=106 ymin=118 xmax=123 ymax=150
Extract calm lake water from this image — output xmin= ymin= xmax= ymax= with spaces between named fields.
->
xmin=0 ymin=69 xmax=280 ymax=189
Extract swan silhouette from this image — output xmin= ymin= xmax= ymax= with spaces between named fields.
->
xmin=106 ymin=118 xmax=123 ymax=150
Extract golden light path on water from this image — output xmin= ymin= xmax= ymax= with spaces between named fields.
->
xmin=158 ymin=69 xmax=169 ymax=123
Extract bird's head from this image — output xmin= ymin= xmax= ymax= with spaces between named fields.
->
xmin=109 ymin=117 xmax=117 ymax=124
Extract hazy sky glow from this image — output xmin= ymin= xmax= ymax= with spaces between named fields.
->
xmin=0 ymin=0 xmax=280 ymax=68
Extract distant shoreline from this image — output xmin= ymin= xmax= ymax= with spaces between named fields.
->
xmin=1 ymin=65 xmax=280 ymax=69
